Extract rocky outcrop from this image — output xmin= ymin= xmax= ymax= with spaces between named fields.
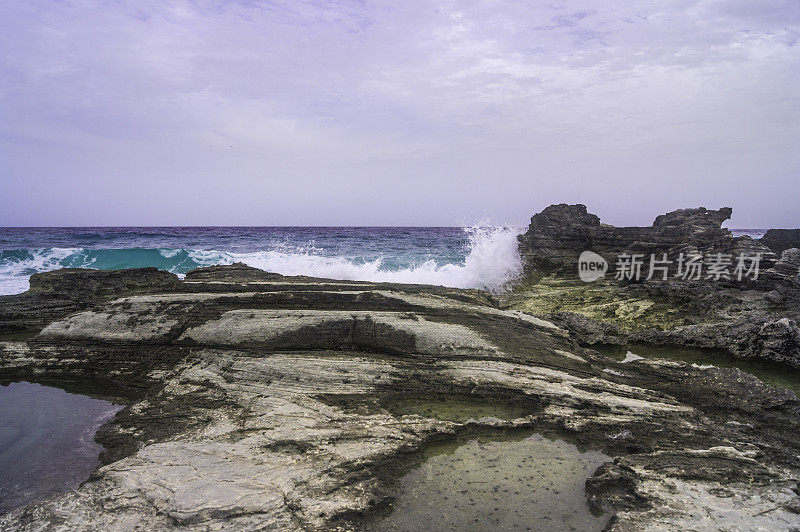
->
xmin=511 ymin=204 xmax=800 ymax=367
xmin=517 ymin=204 xmax=775 ymax=277
xmin=183 ymin=262 xmax=285 ymax=282
xmin=28 ymin=267 xmax=179 ymax=300
xmin=180 ymin=262 xmax=499 ymax=307
xmin=0 ymin=268 xmax=179 ymax=337
xmin=1 ymin=266 xmax=800 ymax=530
xmin=761 ymin=229 xmax=800 ymax=255
xmin=769 ymin=248 xmax=800 ymax=281
xmin=631 ymin=315 xmax=800 ymax=367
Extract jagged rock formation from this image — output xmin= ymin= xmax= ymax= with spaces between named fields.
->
xmin=1 ymin=266 xmax=800 ymax=530
xmin=510 ymin=204 xmax=800 ymax=367
xmin=517 ymin=204 xmax=775 ymax=277
xmin=771 ymin=248 xmax=800 ymax=282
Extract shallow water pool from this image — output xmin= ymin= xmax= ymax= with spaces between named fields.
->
xmin=374 ymin=432 xmax=611 ymax=531
xmin=0 ymin=382 xmax=122 ymax=513
xmin=596 ymin=343 xmax=800 ymax=396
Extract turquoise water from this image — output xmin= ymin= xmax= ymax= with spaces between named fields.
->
xmin=0 ymin=382 xmax=122 ymax=514
xmin=0 ymin=226 xmax=522 ymax=294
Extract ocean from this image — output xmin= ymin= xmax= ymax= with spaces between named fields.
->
xmin=0 ymin=226 xmax=766 ymax=296
xmin=0 ymin=226 xmax=527 ymax=295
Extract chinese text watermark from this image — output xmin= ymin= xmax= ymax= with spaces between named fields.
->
xmin=579 ymin=252 xmax=762 ymax=282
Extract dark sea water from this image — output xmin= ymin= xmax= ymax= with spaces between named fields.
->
xmin=0 ymin=382 xmax=122 ymax=514
xmin=0 ymin=226 xmax=524 ymax=295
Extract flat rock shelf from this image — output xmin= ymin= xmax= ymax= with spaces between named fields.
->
xmin=0 ymin=264 xmax=799 ymax=530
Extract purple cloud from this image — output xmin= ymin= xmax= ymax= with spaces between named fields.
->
xmin=0 ymin=0 xmax=798 ymax=227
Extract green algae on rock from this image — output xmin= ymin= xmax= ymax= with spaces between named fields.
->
xmin=509 ymin=204 xmax=800 ymax=368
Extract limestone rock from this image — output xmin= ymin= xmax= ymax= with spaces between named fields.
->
xmin=0 ymin=268 xmax=179 ymax=336
xmin=1 ymin=264 xmax=799 ymax=530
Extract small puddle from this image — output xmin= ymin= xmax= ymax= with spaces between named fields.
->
xmin=0 ymin=382 xmax=123 ymax=514
xmin=596 ymin=344 xmax=800 ymax=396
xmin=383 ymin=396 xmax=533 ymax=423
xmin=374 ymin=432 xmax=611 ymax=531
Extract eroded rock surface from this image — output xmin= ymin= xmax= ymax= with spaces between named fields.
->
xmin=1 ymin=265 xmax=799 ymax=530
xmin=509 ymin=204 xmax=800 ymax=368
xmin=762 ymin=229 xmax=800 ymax=255
xmin=517 ymin=204 xmax=775 ymax=276
xmin=0 ymin=268 xmax=179 ymax=338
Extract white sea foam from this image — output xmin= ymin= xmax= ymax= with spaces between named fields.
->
xmin=0 ymin=248 xmax=84 ymax=294
xmin=158 ymin=248 xmax=182 ymax=259
xmin=186 ymin=225 xmax=523 ymax=293
xmin=0 ymin=226 xmax=524 ymax=295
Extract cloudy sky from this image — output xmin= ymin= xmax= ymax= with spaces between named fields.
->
xmin=1 ymin=0 xmax=798 ymax=227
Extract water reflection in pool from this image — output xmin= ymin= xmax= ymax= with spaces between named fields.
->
xmin=0 ymin=382 xmax=122 ymax=514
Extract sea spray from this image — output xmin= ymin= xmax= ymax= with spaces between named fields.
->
xmin=182 ymin=225 xmax=522 ymax=292
xmin=0 ymin=248 xmax=84 ymax=295
xmin=0 ymin=226 xmax=524 ymax=295
xmin=458 ymin=224 xmax=523 ymax=292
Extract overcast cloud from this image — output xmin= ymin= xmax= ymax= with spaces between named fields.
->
xmin=1 ymin=0 xmax=798 ymax=226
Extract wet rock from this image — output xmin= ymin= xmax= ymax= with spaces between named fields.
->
xmin=0 ymin=268 xmax=179 ymax=337
xmin=545 ymin=312 xmax=624 ymax=345
xmin=761 ymin=229 xmax=800 ymax=255
xmin=28 ymin=267 xmax=179 ymax=300
xmin=183 ymin=262 xmax=285 ymax=282
xmin=623 ymin=314 xmax=800 ymax=368
xmin=1 ymin=264 xmax=799 ymax=530
xmin=516 ymin=204 xmax=773 ymax=277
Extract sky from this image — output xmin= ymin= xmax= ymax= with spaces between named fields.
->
xmin=0 ymin=0 xmax=798 ymax=227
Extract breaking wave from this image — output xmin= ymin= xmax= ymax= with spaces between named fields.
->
xmin=0 ymin=226 xmax=522 ymax=295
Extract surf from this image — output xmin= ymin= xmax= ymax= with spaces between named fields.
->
xmin=0 ymin=226 xmax=523 ymax=295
